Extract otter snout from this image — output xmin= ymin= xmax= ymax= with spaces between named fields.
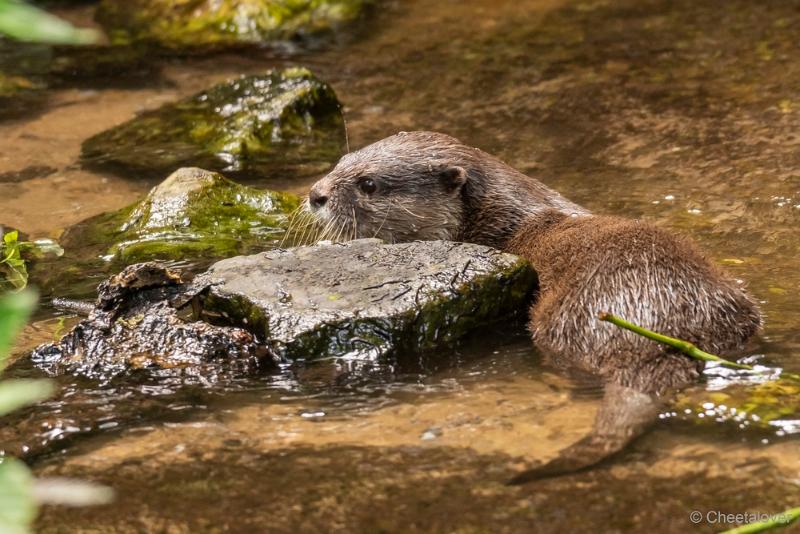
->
xmin=309 ymin=187 xmax=328 ymax=210
xmin=308 ymin=182 xmax=330 ymax=211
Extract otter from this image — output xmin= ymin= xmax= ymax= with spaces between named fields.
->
xmin=305 ymin=131 xmax=762 ymax=482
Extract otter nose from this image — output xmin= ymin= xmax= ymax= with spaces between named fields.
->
xmin=309 ymin=186 xmax=328 ymax=210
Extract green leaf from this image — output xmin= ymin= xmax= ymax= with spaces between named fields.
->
xmin=3 ymin=230 xmax=18 ymax=246
xmin=1 ymin=230 xmax=28 ymax=291
xmin=0 ymin=379 xmax=53 ymax=417
xmin=0 ymin=289 xmax=36 ymax=371
xmin=0 ymin=0 xmax=100 ymax=44
xmin=720 ymin=506 xmax=800 ymax=533
xmin=0 ymin=458 xmax=36 ymax=534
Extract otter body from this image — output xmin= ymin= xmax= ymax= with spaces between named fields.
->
xmin=308 ymin=131 xmax=761 ymax=479
xmin=507 ymin=210 xmax=760 ymax=394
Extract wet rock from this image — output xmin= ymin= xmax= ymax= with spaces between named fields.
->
xmin=0 ymin=165 xmax=57 ymax=183
xmin=194 ymin=239 xmax=536 ymax=359
xmin=34 ymin=167 xmax=298 ymax=299
xmin=0 ymin=71 xmax=43 ymax=102
xmin=32 ymin=262 xmax=271 ymax=379
xmin=81 ymin=68 xmax=345 ymax=179
xmin=33 ymin=239 xmax=535 ymax=377
xmin=0 ymin=40 xmax=160 ymax=120
xmin=89 ymin=166 xmax=298 ymax=264
xmin=46 ymin=44 xmax=159 ymax=86
xmin=0 ymin=40 xmax=48 ymax=119
xmin=95 ymin=0 xmax=370 ymax=51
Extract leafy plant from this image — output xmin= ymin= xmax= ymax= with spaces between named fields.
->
xmin=0 ymin=291 xmax=111 ymax=534
xmin=0 ymin=0 xmax=99 ymax=44
xmin=720 ymin=506 xmax=800 ymax=534
xmin=1 ymin=229 xmax=64 ymax=292
xmin=0 ymin=290 xmax=49 ymax=534
xmin=0 ymin=231 xmax=28 ymax=292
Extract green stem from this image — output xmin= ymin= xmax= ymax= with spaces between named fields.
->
xmin=719 ymin=506 xmax=800 ymax=534
xmin=598 ymin=312 xmax=753 ymax=370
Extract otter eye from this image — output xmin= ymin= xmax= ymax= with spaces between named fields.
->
xmin=358 ymin=177 xmax=377 ymax=195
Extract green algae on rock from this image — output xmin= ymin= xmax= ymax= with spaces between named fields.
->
xmin=81 ymin=68 xmax=345 ymax=179
xmin=671 ymin=378 xmax=800 ymax=436
xmin=95 ymin=0 xmax=369 ymax=50
xmin=194 ymin=239 xmax=537 ymax=360
xmin=107 ymin=167 xmax=299 ymax=263
xmin=34 ymin=167 xmax=299 ymax=299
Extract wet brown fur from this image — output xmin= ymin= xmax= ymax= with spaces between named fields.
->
xmin=308 ymin=131 xmax=762 ymax=480
xmin=507 ymin=210 xmax=760 ymax=393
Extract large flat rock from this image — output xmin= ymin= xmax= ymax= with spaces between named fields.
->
xmin=31 ymin=240 xmax=535 ymax=382
xmin=196 ymin=239 xmax=536 ymax=360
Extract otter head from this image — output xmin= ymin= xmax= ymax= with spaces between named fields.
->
xmin=306 ymin=131 xmax=470 ymax=243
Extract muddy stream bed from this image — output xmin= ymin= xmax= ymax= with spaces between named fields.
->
xmin=1 ymin=0 xmax=799 ymax=532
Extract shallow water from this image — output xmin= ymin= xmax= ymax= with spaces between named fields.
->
xmin=2 ymin=0 xmax=799 ymax=531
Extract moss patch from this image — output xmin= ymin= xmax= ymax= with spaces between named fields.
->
xmin=95 ymin=0 xmax=370 ymax=50
xmin=81 ymin=67 xmax=346 ymax=179
xmin=672 ymin=378 xmax=800 ymax=436
xmin=32 ymin=168 xmax=299 ymax=299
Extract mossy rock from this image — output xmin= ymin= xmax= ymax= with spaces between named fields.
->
xmin=33 ymin=168 xmax=299 ymax=299
xmin=671 ymin=378 xmax=800 ymax=436
xmin=81 ymin=68 xmax=345 ymax=180
xmin=95 ymin=0 xmax=370 ymax=50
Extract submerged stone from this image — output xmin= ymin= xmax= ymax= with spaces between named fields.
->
xmin=81 ymin=68 xmax=345 ymax=179
xmin=32 ymin=240 xmax=536 ymax=377
xmin=672 ymin=377 xmax=800 ymax=436
xmin=0 ymin=40 xmax=48 ymax=119
xmin=0 ymin=40 xmax=160 ymax=121
xmin=95 ymin=0 xmax=370 ymax=50
xmin=33 ymin=167 xmax=299 ymax=299
xmin=194 ymin=239 xmax=536 ymax=360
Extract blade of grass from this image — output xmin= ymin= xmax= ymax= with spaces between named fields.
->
xmin=0 ymin=290 xmax=36 ymax=371
xmin=719 ymin=507 xmax=800 ymax=534
xmin=0 ymin=379 xmax=53 ymax=416
xmin=0 ymin=0 xmax=100 ymax=44
xmin=598 ymin=312 xmax=800 ymax=380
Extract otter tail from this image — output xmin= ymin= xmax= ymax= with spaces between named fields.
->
xmin=508 ymin=383 xmax=661 ymax=484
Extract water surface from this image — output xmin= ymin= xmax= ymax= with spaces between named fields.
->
xmin=1 ymin=0 xmax=798 ymax=531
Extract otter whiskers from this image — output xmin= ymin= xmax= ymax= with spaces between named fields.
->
xmin=393 ymin=198 xmax=427 ymax=220
xmin=371 ymin=203 xmax=393 ymax=242
xmin=280 ymin=204 xmax=305 ymax=247
xmin=282 ymin=202 xmax=328 ymax=247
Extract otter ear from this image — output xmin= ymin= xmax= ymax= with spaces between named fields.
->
xmin=438 ymin=166 xmax=466 ymax=194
